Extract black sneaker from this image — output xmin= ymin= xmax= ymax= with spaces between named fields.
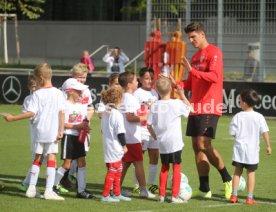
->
xmin=77 ymin=190 xmax=95 ymax=199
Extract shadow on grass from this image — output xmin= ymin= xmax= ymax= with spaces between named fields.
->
xmin=0 ymin=174 xmax=157 ymax=202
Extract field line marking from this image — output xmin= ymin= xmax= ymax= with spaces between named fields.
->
xmin=0 ymin=177 xmax=22 ymax=183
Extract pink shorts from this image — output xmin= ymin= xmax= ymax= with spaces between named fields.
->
xmin=122 ymin=143 xmax=143 ymax=163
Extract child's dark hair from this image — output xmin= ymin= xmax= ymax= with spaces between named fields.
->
xmin=118 ymin=71 xmax=135 ymax=88
xmin=184 ymin=22 xmax=206 ymax=34
xmin=139 ymin=67 xmax=154 ymax=77
xmin=240 ymin=89 xmax=260 ymax=107
xmin=109 ymin=73 xmax=119 ymax=85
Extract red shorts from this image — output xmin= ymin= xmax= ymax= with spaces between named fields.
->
xmin=122 ymin=143 xmax=143 ymax=163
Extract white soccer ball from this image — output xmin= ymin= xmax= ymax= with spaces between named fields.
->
xmin=238 ymin=176 xmax=246 ymax=192
xmin=170 ymin=172 xmax=189 ymax=187
xmin=178 ymin=182 xmax=192 ymax=201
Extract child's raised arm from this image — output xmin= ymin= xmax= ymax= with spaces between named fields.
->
xmin=177 ymin=87 xmax=194 ymax=113
xmin=262 ymin=131 xmax=272 ymax=155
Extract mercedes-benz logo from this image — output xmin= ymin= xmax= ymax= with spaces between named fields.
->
xmin=2 ymin=76 xmax=22 ymax=103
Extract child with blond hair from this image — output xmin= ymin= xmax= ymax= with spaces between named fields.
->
xmin=3 ymin=63 xmax=65 ymax=200
xmin=60 ymin=63 xmax=94 ymax=188
xmin=147 ymin=77 xmax=191 ymax=203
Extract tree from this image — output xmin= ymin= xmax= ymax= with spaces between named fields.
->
xmin=121 ymin=0 xmax=187 ymax=21
xmin=0 ymin=0 xmax=45 ymax=64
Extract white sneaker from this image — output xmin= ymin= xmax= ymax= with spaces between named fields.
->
xmin=159 ymin=196 xmax=165 ymax=203
xmin=140 ymin=189 xmax=156 ymax=199
xmin=172 ymin=197 xmax=185 ymax=203
xmin=44 ymin=190 xmax=64 ymax=200
xmin=26 ymin=186 xmax=37 ymax=198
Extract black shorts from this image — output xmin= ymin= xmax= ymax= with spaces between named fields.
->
xmin=160 ymin=150 xmax=182 ymax=164
xmin=232 ymin=161 xmax=258 ymax=171
xmin=61 ymin=134 xmax=86 ymax=160
xmin=186 ymin=114 xmax=219 ymax=139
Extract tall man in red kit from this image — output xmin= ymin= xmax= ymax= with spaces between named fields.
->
xmin=181 ymin=22 xmax=232 ymax=199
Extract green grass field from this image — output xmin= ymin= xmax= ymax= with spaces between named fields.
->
xmin=0 ymin=105 xmax=275 ymax=212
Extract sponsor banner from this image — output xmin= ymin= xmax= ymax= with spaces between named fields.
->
xmin=0 ymin=74 xmax=275 ymax=116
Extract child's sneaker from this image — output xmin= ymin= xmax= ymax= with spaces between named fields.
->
xmin=171 ymin=197 xmax=185 ymax=204
xmin=113 ymin=194 xmax=132 ymax=201
xmin=159 ymin=196 xmax=165 ymax=203
xmin=148 ymin=184 xmax=159 ymax=194
xmin=246 ymin=197 xmax=256 ymax=205
xmin=68 ymin=175 xmax=77 ymax=185
xmin=60 ymin=177 xmax=72 ymax=189
xmin=132 ymin=184 xmax=140 ymax=194
xmin=101 ymin=195 xmax=120 ymax=202
xmin=77 ymin=190 xmax=95 ymax=199
xmin=53 ymin=184 xmax=69 ymax=194
xmin=229 ymin=194 xmax=238 ymax=203
xmin=140 ymin=189 xmax=156 ymax=199
xmin=224 ymin=181 xmax=232 ymax=200
xmin=121 ymin=189 xmax=132 ymax=197
xmin=44 ymin=190 xmax=64 ymax=200
xmin=192 ymin=189 xmax=212 ymax=199
xmin=26 ymin=185 xmax=37 ymax=198
xmin=18 ymin=183 xmax=28 ymax=192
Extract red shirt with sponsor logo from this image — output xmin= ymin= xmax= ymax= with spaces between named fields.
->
xmin=184 ymin=44 xmax=223 ymax=116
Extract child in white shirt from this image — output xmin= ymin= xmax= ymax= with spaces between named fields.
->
xmin=147 ymin=77 xmax=191 ymax=203
xmin=19 ymin=75 xmax=42 ymax=193
xmin=229 ymin=89 xmax=272 ymax=205
xmin=133 ymin=67 xmax=159 ymax=194
xmin=100 ymin=86 xmax=131 ymax=202
xmin=54 ymin=78 xmax=94 ymax=199
xmin=61 ymin=63 xmax=94 ymax=188
xmin=3 ymin=63 xmax=65 ymax=200
xmin=118 ymin=71 xmax=155 ymax=198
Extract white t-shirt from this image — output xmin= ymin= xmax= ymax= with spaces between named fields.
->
xmin=101 ymin=108 xmax=126 ymax=163
xmin=120 ymin=93 xmax=141 ymax=144
xmin=147 ymin=99 xmax=190 ymax=154
xmin=229 ymin=111 xmax=269 ymax=164
xmin=81 ymin=88 xmax=93 ymax=107
xmin=102 ymin=52 xmax=129 ymax=73
xmin=23 ymin=94 xmax=35 ymax=151
xmin=64 ymin=101 xmax=87 ymax=136
xmin=134 ymin=88 xmax=158 ymax=138
xmin=27 ymin=87 xmax=65 ymax=143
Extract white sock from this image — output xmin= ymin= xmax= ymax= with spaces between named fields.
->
xmin=54 ymin=167 xmax=66 ymax=186
xmin=132 ymin=165 xmax=138 ymax=185
xmin=22 ymin=168 xmax=32 ymax=185
xmin=46 ymin=167 xmax=56 ymax=190
xmin=29 ymin=164 xmax=40 ymax=186
xmin=77 ymin=167 xmax=86 ymax=193
xmin=69 ymin=160 xmax=78 ymax=176
xmin=148 ymin=164 xmax=158 ymax=185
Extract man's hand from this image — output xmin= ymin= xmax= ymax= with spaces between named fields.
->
xmin=181 ymin=56 xmax=192 ymax=72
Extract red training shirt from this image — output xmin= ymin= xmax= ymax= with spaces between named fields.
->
xmin=184 ymin=44 xmax=223 ymax=116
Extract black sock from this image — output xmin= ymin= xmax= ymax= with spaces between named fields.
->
xmin=199 ymin=176 xmax=210 ymax=192
xmin=218 ymin=167 xmax=232 ymax=183
xmin=62 ymin=170 xmax=69 ymax=180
